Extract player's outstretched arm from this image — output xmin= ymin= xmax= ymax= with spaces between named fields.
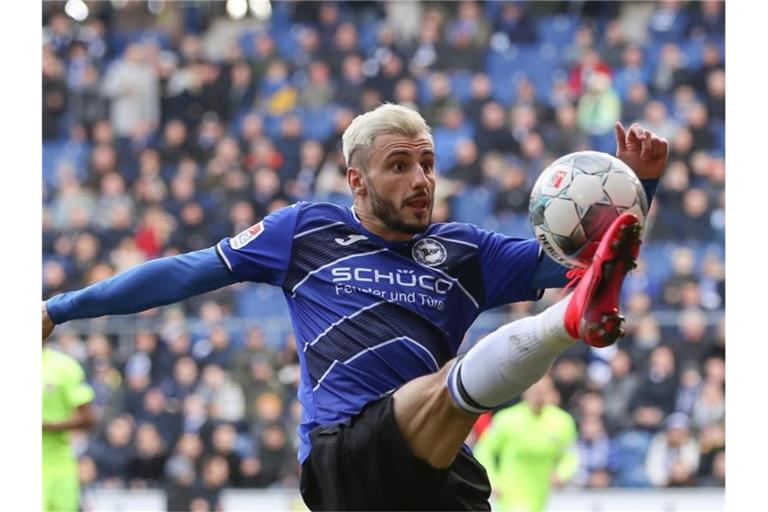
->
xmin=42 ymin=246 xmax=237 ymax=341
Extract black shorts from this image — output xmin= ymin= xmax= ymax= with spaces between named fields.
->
xmin=299 ymin=394 xmax=491 ymax=511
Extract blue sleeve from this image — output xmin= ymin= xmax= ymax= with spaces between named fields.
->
xmin=475 ymin=227 xmax=544 ymax=309
xmin=528 ymin=177 xmax=660 ymax=289
xmin=215 ymin=203 xmax=299 ymax=285
xmin=641 ymin=178 xmax=659 ymax=205
xmin=46 ymin=247 xmax=236 ymax=324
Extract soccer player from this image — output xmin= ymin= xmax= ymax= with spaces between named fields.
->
xmin=42 ymin=342 xmax=97 ymax=512
xmin=474 ymin=375 xmax=578 ymax=512
xmin=42 ymin=104 xmax=667 ymax=510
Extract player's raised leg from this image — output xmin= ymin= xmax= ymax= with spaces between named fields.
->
xmin=392 ymin=212 xmax=643 ymax=468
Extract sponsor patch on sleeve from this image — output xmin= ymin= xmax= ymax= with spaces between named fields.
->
xmin=231 ymin=221 xmax=264 ymax=250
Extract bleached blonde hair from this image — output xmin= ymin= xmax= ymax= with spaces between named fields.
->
xmin=342 ymin=103 xmax=433 ymax=171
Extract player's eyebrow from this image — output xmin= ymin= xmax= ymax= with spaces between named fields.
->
xmin=384 ymin=149 xmax=435 ymax=160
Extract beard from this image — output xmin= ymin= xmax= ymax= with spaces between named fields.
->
xmin=368 ymin=183 xmax=432 ymax=235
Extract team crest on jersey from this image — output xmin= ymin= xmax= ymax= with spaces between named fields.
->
xmin=231 ymin=221 xmax=264 ymax=250
xmin=412 ymin=238 xmax=447 ymax=267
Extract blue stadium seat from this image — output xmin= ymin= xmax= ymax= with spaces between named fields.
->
xmin=450 ymin=186 xmax=493 ymax=226
xmin=234 ymin=283 xmax=290 ymax=320
xmin=270 ymin=25 xmax=301 ymax=59
xmin=535 ymin=15 xmax=578 ymax=50
xmin=357 ymin=20 xmax=381 ymax=54
xmin=679 ymin=39 xmax=705 ymax=70
xmin=450 ymin=70 xmax=475 ymax=103
xmin=710 ymin=119 xmax=725 ymax=154
xmin=494 ymin=213 xmax=534 ymax=238
xmin=433 ymin=125 xmax=474 ymax=170
xmin=520 ymin=43 xmax=562 ymax=99
xmin=299 ymin=105 xmax=336 ymax=142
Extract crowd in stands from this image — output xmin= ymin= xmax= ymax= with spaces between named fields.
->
xmin=42 ymin=1 xmax=725 ymax=507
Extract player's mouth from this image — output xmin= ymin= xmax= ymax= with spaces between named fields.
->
xmin=404 ymin=196 xmax=431 ymax=214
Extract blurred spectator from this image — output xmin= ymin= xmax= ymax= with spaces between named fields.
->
xmin=602 ymin=350 xmax=640 ymax=436
xmin=300 ymin=61 xmax=336 ymax=109
xmin=551 ymin=357 xmax=586 ymax=412
xmin=136 ymin=387 xmax=183 ymax=447
xmin=196 ymin=364 xmax=246 ymax=423
xmin=165 ymin=454 xmax=197 ymax=511
xmin=193 ymin=455 xmax=229 ymax=511
xmin=686 ymin=103 xmax=716 ymax=152
xmin=568 ymin=47 xmax=612 ymax=99
xmin=689 ymin=41 xmax=723 ymax=94
xmin=621 ymin=81 xmax=649 ymax=125
xmin=648 ymin=0 xmax=690 ymax=44
xmin=446 ymin=139 xmax=483 ymax=185
xmin=660 ymin=247 xmax=697 ymax=308
xmin=705 ymin=69 xmax=725 ymax=121
xmin=102 ymin=43 xmax=160 ymax=138
xmin=208 ymin=423 xmax=244 ymax=486
xmin=546 ymin=103 xmax=589 ymax=156
xmin=576 ymin=71 xmax=621 ymax=152
xmin=89 ymin=414 xmax=135 ymax=486
xmin=442 ymin=1 xmax=488 ymax=72
xmin=393 ymin=77 xmax=420 ymax=112
xmin=43 ymin=47 xmax=68 ymax=139
xmin=639 ymin=100 xmax=680 ymax=142
xmin=494 ymin=163 xmax=531 ymax=215
xmin=696 ymin=422 xmax=725 ymax=487
xmin=407 ymin=12 xmax=446 ymax=77
xmin=674 ymin=365 xmax=703 ymax=418
xmin=128 ymin=423 xmax=169 ymax=487
xmin=253 ymin=421 xmax=298 ymax=487
xmin=162 ymin=356 xmax=199 ymax=403
xmin=670 ymin=309 xmax=715 ymax=368
xmin=494 ymin=2 xmax=537 ymax=44
xmin=645 ymin=413 xmax=700 ymax=487
xmin=575 ymin=415 xmax=612 ymax=488
xmin=599 ymin=20 xmax=628 ymax=69
xmin=690 ymin=382 xmax=725 ymax=431
xmin=651 ymin=42 xmax=691 ymax=95
xmin=630 ymin=345 xmax=678 ymax=432
xmin=613 ymin=44 xmax=650 ymax=100
xmin=462 ymin=73 xmax=494 ymax=126
xmin=421 ymin=72 xmax=455 ymax=128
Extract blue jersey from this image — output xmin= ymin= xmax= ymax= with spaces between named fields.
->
xmin=216 ymin=202 xmax=543 ymax=463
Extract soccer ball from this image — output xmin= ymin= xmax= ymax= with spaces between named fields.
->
xmin=529 ymin=151 xmax=648 ymax=269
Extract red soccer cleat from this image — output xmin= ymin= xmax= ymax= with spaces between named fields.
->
xmin=563 ymin=212 xmax=642 ymax=347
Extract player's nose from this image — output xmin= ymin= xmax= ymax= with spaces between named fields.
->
xmin=411 ymin=164 xmax=430 ymax=188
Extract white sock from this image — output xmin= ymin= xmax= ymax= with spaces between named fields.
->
xmin=447 ymin=297 xmax=575 ymax=414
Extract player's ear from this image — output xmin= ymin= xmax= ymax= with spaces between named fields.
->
xmin=347 ymin=167 xmax=367 ymax=198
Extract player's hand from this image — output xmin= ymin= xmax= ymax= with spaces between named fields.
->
xmin=614 ymin=122 xmax=669 ymax=179
xmin=42 ymin=302 xmax=55 ymax=342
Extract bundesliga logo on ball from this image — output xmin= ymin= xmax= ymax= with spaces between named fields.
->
xmin=529 ymin=151 xmax=648 ymax=269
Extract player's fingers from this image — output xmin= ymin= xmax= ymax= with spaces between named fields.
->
xmin=641 ymin=129 xmax=652 ymax=159
xmin=658 ymin=137 xmax=669 ymax=159
xmin=614 ymin=122 xmax=627 ymax=152
xmin=626 ymin=123 xmax=644 ymax=147
xmin=650 ymin=137 xmax=665 ymax=159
